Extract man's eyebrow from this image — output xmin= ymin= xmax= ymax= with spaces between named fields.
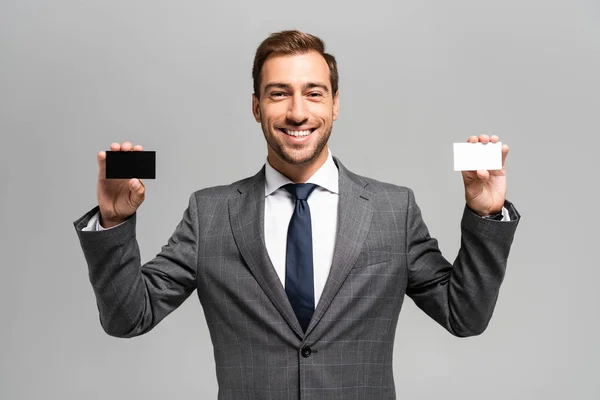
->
xmin=304 ymin=82 xmax=330 ymax=93
xmin=263 ymin=83 xmax=291 ymax=94
xmin=263 ymin=82 xmax=330 ymax=94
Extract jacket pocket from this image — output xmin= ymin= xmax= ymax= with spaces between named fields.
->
xmin=352 ymin=246 xmax=392 ymax=269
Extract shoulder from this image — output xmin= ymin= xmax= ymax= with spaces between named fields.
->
xmin=355 ymin=173 xmax=417 ymax=210
xmin=362 ymin=175 xmax=412 ymax=195
xmin=189 ymin=167 xmax=264 ymax=202
xmin=340 ymin=162 xmax=414 ymax=199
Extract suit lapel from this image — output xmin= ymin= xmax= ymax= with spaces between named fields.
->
xmin=305 ymin=158 xmax=374 ymax=336
xmin=229 ymin=168 xmax=304 ymax=338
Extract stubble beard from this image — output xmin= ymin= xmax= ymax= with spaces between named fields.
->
xmin=262 ymin=121 xmax=332 ymax=166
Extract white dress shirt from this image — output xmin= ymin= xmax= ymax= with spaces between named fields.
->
xmin=264 ymin=150 xmax=339 ymax=307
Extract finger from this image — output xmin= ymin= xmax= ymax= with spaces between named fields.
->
xmin=502 ymin=144 xmax=510 ymax=167
xmin=133 ymin=144 xmax=144 ymax=151
xmin=121 ymin=141 xmax=133 ymax=151
xmin=100 ymin=144 xmax=119 ymax=178
xmin=97 ymin=151 xmax=106 ymax=177
xmin=476 ymin=169 xmax=490 ymax=180
xmin=490 ymin=135 xmax=499 ymax=143
xmin=479 ymin=134 xmax=490 ymax=144
xmin=467 ymin=136 xmax=478 ymax=143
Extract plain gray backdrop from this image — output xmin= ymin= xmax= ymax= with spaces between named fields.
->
xmin=1 ymin=0 xmax=599 ymax=399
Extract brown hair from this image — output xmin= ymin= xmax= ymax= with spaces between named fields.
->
xmin=252 ymin=30 xmax=339 ymax=98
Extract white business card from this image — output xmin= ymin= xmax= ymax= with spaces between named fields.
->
xmin=453 ymin=142 xmax=502 ymax=171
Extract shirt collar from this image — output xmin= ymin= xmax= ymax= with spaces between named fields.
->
xmin=264 ymin=149 xmax=339 ymax=196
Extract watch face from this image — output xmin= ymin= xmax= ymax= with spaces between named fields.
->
xmin=485 ymin=213 xmax=504 ymax=220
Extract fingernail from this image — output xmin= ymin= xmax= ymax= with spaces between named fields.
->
xmin=131 ymin=179 xmax=140 ymax=189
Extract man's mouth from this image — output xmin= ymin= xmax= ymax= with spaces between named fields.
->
xmin=278 ymin=128 xmax=316 ymax=138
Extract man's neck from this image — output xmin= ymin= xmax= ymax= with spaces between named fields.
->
xmin=267 ymin=147 xmax=329 ymax=183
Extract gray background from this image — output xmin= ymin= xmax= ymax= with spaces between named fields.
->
xmin=1 ymin=0 xmax=598 ymax=398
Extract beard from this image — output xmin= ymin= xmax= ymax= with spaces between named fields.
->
xmin=261 ymin=120 xmax=332 ymax=166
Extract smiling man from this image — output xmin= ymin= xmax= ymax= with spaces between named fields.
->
xmin=252 ymin=48 xmax=338 ymax=183
xmin=74 ymin=30 xmax=520 ymax=399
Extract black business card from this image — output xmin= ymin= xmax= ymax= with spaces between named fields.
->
xmin=105 ymin=151 xmax=156 ymax=179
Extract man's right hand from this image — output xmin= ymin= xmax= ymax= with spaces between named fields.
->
xmin=97 ymin=141 xmax=146 ymax=228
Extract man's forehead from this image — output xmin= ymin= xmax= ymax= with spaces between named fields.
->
xmin=261 ymin=51 xmax=330 ymax=86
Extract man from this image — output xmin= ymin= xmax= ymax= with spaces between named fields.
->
xmin=74 ymin=30 xmax=520 ymax=399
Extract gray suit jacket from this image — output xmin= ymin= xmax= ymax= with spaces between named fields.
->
xmin=73 ymin=157 xmax=520 ymax=400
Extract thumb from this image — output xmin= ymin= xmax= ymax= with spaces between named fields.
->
xmin=129 ymin=178 xmax=145 ymax=205
xmin=476 ymin=169 xmax=490 ymax=181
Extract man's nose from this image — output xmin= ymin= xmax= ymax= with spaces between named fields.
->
xmin=286 ymin=94 xmax=308 ymax=123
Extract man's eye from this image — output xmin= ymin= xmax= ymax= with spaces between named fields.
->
xmin=308 ymin=92 xmax=323 ymax=98
xmin=270 ymin=92 xmax=286 ymax=98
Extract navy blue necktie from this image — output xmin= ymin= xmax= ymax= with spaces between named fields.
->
xmin=284 ymin=183 xmax=318 ymax=332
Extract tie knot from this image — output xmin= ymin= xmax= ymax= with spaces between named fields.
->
xmin=284 ymin=183 xmax=317 ymax=201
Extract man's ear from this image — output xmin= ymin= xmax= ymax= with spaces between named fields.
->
xmin=332 ymin=91 xmax=340 ymax=121
xmin=252 ymin=93 xmax=261 ymax=123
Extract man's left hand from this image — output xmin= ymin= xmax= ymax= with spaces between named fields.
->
xmin=461 ymin=134 xmax=510 ymax=217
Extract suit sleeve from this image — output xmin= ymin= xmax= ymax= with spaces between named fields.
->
xmin=73 ymin=193 xmax=199 ymax=338
xmin=404 ymin=188 xmax=520 ymax=337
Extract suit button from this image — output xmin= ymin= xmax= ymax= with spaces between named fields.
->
xmin=301 ymin=346 xmax=312 ymax=358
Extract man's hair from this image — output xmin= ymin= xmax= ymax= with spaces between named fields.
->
xmin=252 ymin=30 xmax=339 ymax=98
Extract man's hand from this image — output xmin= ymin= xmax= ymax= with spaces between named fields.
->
xmin=97 ymin=141 xmax=146 ymax=228
xmin=461 ymin=134 xmax=509 ymax=217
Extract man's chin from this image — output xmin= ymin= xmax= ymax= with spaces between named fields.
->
xmin=278 ymin=153 xmax=314 ymax=166
xmin=266 ymin=131 xmax=329 ymax=168
xmin=278 ymin=146 xmax=325 ymax=166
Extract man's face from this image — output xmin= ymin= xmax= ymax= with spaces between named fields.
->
xmin=252 ymin=51 xmax=339 ymax=169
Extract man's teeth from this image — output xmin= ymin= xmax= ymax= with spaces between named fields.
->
xmin=284 ymin=129 xmax=312 ymax=137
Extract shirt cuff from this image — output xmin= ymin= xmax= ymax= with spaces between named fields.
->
xmin=501 ymin=206 xmax=511 ymax=222
xmin=481 ymin=206 xmax=511 ymax=221
xmin=81 ymin=211 xmax=125 ymax=231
